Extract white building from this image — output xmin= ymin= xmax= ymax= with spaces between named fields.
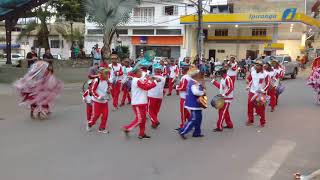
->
xmin=84 ymin=0 xmax=198 ymax=59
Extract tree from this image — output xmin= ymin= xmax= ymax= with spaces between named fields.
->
xmin=84 ymin=0 xmax=140 ymax=58
xmin=55 ymin=23 xmax=85 ymax=49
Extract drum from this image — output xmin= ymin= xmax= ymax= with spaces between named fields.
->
xmin=82 ymin=79 xmax=93 ymax=93
xmin=124 ymin=79 xmax=132 ymax=91
xmin=255 ymin=94 xmax=267 ymax=107
xmin=198 ymin=95 xmax=208 ymax=109
xmin=276 ymin=84 xmax=285 ymax=95
xmin=210 ymin=95 xmax=225 ymax=110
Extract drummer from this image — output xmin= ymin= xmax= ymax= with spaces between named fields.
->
xmin=211 ymin=69 xmax=234 ymax=132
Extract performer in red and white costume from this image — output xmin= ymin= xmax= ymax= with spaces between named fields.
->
xmin=246 ymin=60 xmax=270 ymax=127
xmin=82 ymin=80 xmax=93 ymax=123
xmin=109 ymin=54 xmax=123 ymax=110
xmin=175 ymin=65 xmax=191 ymax=130
xmin=227 ymin=56 xmax=238 ymax=86
xmin=123 ymin=68 xmax=159 ymax=139
xmin=120 ymin=59 xmax=133 ymax=106
xmin=264 ymin=62 xmax=277 ymax=112
xmin=88 ymin=69 xmax=111 ymax=133
xmin=147 ymin=64 xmax=166 ymax=129
xmin=211 ymin=69 xmax=234 ymax=131
xmin=167 ymin=58 xmax=179 ymax=96
xmin=272 ymin=60 xmax=284 ymax=106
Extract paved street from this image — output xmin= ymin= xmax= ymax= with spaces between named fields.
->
xmin=0 ymin=70 xmax=319 ymax=180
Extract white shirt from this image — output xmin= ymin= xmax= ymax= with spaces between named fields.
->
xmin=91 ymin=78 xmax=110 ymax=103
xmin=122 ymin=66 xmax=133 ymax=83
xmin=131 ymin=77 xmax=157 ymax=105
xmin=219 ymin=76 xmax=234 ymax=102
xmin=169 ymin=65 xmax=179 ymax=78
xmin=109 ymin=63 xmax=123 ymax=82
xmin=148 ymin=75 xmax=165 ymax=99
xmin=177 ymin=74 xmax=190 ymax=99
xmin=249 ymin=69 xmax=269 ymax=93
xmin=227 ymin=62 xmax=238 ymax=77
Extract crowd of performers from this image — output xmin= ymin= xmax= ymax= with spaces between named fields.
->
xmin=82 ymin=50 xmax=286 ymax=139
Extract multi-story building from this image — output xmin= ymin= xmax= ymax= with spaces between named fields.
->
xmin=182 ymin=0 xmax=320 ymax=60
xmin=84 ymin=0 xmax=194 ymax=59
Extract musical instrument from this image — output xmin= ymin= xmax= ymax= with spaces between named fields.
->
xmin=210 ymin=95 xmax=225 ymax=110
xmin=198 ymin=95 xmax=208 ymax=109
xmin=255 ymin=93 xmax=267 ymax=107
xmin=276 ymin=83 xmax=285 ymax=95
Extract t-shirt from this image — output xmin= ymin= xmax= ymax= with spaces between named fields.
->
xmin=43 ymin=53 xmax=54 ymax=65
xmin=26 ymin=52 xmax=37 ymax=60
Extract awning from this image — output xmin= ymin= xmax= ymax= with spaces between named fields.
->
xmin=0 ymin=44 xmax=20 ymax=49
xmin=180 ymin=8 xmax=320 ymax=28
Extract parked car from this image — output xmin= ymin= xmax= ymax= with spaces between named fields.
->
xmin=0 ymin=53 xmax=24 ymax=66
xmin=264 ymin=55 xmax=299 ymax=79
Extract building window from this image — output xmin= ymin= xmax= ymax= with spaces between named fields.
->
xmin=117 ymin=29 xmax=128 ymax=35
xmin=33 ymin=40 xmax=39 ymax=47
xmin=210 ymin=4 xmax=233 ymax=13
xmin=50 ymin=40 xmax=60 ymax=48
xmin=252 ymin=28 xmax=267 ymax=36
xmin=217 ymin=50 xmax=225 ymax=53
xmin=133 ymin=29 xmax=154 ymax=35
xmin=215 ymin=29 xmax=228 ymax=36
xmin=156 ymin=29 xmax=181 ymax=35
xmin=87 ymin=29 xmax=103 ymax=34
xmin=133 ymin=7 xmax=154 ymax=23
xmin=163 ymin=6 xmax=178 ymax=16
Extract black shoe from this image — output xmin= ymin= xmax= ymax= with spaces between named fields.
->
xmin=213 ymin=128 xmax=223 ymax=132
xmin=138 ymin=134 xmax=151 ymax=139
xmin=223 ymin=126 xmax=233 ymax=129
xmin=174 ymin=127 xmax=181 ymax=131
xmin=179 ymin=133 xmax=187 ymax=140
xmin=167 ymin=93 xmax=172 ymax=96
xmin=151 ymin=122 xmax=160 ymax=129
xmin=192 ymin=134 xmax=204 ymax=138
xmin=119 ymin=103 xmax=125 ymax=107
xmin=122 ymin=128 xmax=129 ymax=135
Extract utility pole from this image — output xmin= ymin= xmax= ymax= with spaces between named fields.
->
xmin=197 ymin=0 xmax=204 ymax=60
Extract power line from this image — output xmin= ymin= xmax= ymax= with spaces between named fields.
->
xmin=141 ymin=0 xmax=194 ymax=7
xmin=147 ymin=12 xmax=197 ymax=26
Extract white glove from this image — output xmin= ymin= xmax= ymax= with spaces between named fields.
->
xmin=211 ymin=79 xmax=215 ymax=84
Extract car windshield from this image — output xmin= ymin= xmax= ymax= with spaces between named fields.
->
xmin=264 ymin=56 xmax=283 ymax=63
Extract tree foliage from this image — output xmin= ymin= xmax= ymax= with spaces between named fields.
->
xmin=83 ymin=0 xmax=140 ymax=58
xmin=52 ymin=0 xmax=85 ymax=22
xmin=55 ymin=24 xmax=85 ymax=48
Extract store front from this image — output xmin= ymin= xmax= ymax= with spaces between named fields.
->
xmin=131 ymin=36 xmax=183 ymax=58
xmin=181 ymin=8 xmax=320 ymax=60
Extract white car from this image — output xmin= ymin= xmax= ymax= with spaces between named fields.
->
xmin=0 ymin=53 xmax=24 ymax=66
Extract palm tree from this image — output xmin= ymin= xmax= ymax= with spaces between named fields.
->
xmin=84 ymin=0 xmax=140 ymax=58
xmin=55 ymin=23 xmax=85 ymax=49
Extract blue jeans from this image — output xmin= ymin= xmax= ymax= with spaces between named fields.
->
xmin=180 ymin=110 xmax=203 ymax=136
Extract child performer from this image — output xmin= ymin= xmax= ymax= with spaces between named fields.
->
xmin=147 ymin=64 xmax=166 ymax=129
xmin=227 ymin=56 xmax=238 ymax=86
xmin=109 ymin=54 xmax=123 ymax=110
xmin=82 ymin=79 xmax=93 ymax=123
xmin=179 ymin=66 xmax=206 ymax=139
xmin=167 ymin=58 xmax=179 ymax=96
xmin=87 ymin=69 xmax=111 ymax=134
xmin=122 ymin=68 xmax=160 ymax=139
xmin=175 ymin=65 xmax=191 ymax=130
xmin=211 ymin=69 xmax=234 ymax=132
xmin=265 ymin=62 xmax=277 ymax=112
xmin=120 ymin=58 xmax=133 ymax=106
xmin=272 ymin=60 xmax=284 ymax=106
xmin=246 ymin=60 xmax=270 ymax=127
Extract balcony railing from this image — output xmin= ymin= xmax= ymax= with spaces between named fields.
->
xmin=131 ymin=16 xmax=154 ymax=24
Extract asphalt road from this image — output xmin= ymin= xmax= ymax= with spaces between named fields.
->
xmin=0 ymin=70 xmax=319 ymax=180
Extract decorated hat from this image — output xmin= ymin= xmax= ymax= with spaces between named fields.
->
xmin=144 ymin=50 xmax=156 ymax=62
xmin=138 ymin=59 xmax=153 ymax=67
xmin=187 ymin=65 xmax=200 ymax=77
xmin=255 ymin=59 xmax=264 ymax=66
xmin=153 ymin=63 xmax=163 ymax=70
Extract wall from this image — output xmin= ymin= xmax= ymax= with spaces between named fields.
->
xmin=277 ymin=40 xmax=301 ymax=59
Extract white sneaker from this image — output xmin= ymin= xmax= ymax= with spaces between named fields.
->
xmin=86 ymin=124 xmax=92 ymax=132
xmin=98 ymin=129 xmax=110 ymax=134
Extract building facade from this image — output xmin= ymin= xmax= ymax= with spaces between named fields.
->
xmin=84 ymin=0 xmax=193 ymax=59
xmin=182 ymin=0 xmax=319 ymax=61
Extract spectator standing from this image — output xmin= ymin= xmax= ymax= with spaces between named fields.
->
xmin=43 ymin=48 xmax=54 ymax=72
xmin=26 ymin=47 xmax=38 ymax=68
xmin=92 ymin=44 xmax=102 ymax=65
